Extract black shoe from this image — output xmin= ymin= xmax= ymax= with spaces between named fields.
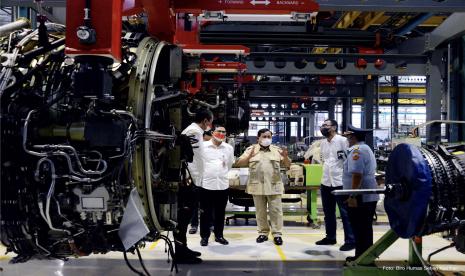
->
xmin=175 ymin=244 xmax=201 ymax=258
xmin=185 ymin=247 xmax=201 ymax=257
xmin=256 ymin=235 xmax=268 ymax=243
xmin=215 ymin=237 xmax=229 ymax=245
xmin=175 ymin=255 xmax=203 ymax=264
xmin=273 ymin=237 xmax=283 ymax=246
xmin=315 ymin=238 xmax=336 ymax=245
xmin=339 ymin=243 xmax=355 ymax=251
xmin=189 ymin=226 xmax=198 ymax=234
xmin=200 ymin=238 xmax=208 ymax=246
xmin=345 ymin=256 xmax=357 ymax=263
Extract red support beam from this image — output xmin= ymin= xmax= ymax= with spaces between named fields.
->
xmin=173 ymin=0 xmax=319 ymax=14
xmin=174 ymin=14 xmax=250 ymax=54
xmin=122 ymin=0 xmax=319 ymax=43
xmin=139 ymin=0 xmax=177 ymax=42
xmin=65 ymin=0 xmax=123 ymax=61
xmin=122 ymin=0 xmax=144 ymax=15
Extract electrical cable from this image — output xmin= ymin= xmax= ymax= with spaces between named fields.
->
xmin=135 ymin=247 xmax=151 ymax=276
xmin=158 ymin=235 xmax=178 ymax=273
xmin=123 ymin=251 xmax=145 ymax=276
xmin=427 ymin=243 xmax=455 ymax=263
xmin=410 ymin=239 xmax=434 ymax=276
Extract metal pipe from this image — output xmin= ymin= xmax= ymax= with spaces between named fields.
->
xmin=192 ymin=93 xmax=220 ymax=109
xmin=332 ymin=187 xmax=387 ymax=196
xmin=32 ymin=144 xmax=107 ymax=175
xmin=186 ymin=105 xmax=196 ymax=116
xmin=24 ymin=112 xmax=105 ymax=177
xmin=36 ymin=157 xmax=70 ymax=235
xmin=396 ymin=13 xmax=434 ymax=37
xmin=24 ymin=113 xmax=85 ymax=178
xmin=23 ymin=110 xmax=47 ymax=157
xmin=19 ymin=37 xmax=65 ymax=63
xmin=101 ymin=109 xmax=138 ymax=124
xmin=0 ymin=29 xmax=38 ymax=97
xmin=35 ymin=235 xmax=51 ymax=256
xmin=0 ymin=18 xmax=30 ymax=37
xmin=57 ymin=174 xmax=101 ymax=183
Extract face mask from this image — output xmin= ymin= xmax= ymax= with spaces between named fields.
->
xmin=320 ymin=128 xmax=330 ymax=137
xmin=213 ymin=133 xmax=225 ymax=142
xmin=260 ymin=138 xmax=272 ymax=147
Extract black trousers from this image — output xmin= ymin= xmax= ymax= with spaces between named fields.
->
xmin=347 ymin=201 xmax=377 ymax=258
xmin=173 ymin=185 xmax=198 ymax=246
xmin=190 ymin=189 xmax=200 ymax=227
xmin=320 ymin=185 xmax=355 ymax=244
xmin=199 ymin=187 xmax=229 ymax=239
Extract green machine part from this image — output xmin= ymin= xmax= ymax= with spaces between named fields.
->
xmin=303 ymin=164 xmax=323 ymax=223
xmin=344 ymin=230 xmax=427 ymax=276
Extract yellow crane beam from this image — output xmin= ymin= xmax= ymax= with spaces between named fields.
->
xmin=313 ymin=11 xmax=362 ymax=54
xmin=379 ymin=87 xmax=426 ymax=94
xmin=370 ymin=15 xmax=447 ymax=27
xmin=357 ymin=12 xmax=386 ymax=30
xmin=352 ymin=98 xmax=426 ymax=105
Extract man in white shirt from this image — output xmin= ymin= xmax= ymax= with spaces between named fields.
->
xmin=189 ymin=130 xmax=213 ymax=235
xmin=182 ymin=115 xmax=212 ymax=188
xmin=315 ymin=119 xmax=355 ymax=251
xmin=175 ymin=108 xmax=213 ymax=264
xmin=199 ymin=125 xmax=235 ymax=246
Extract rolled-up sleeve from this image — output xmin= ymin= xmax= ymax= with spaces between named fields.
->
xmin=239 ymin=147 xmax=252 ymax=160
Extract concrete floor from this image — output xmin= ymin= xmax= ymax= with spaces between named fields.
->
xmin=1 ymin=223 xmax=464 ymax=276
xmin=1 ymin=197 xmax=464 ymax=276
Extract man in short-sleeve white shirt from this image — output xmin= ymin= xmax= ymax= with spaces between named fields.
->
xmin=199 ymin=125 xmax=234 ymax=246
xmin=182 ymin=124 xmax=206 ymax=187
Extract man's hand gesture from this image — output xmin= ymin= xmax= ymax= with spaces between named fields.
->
xmin=247 ymin=147 xmax=258 ymax=161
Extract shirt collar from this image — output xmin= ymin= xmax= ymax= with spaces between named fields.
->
xmin=325 ymin=134 xmax=341 ymax=143
xmin=205 ymin=140 xmax=224 ymax=148
xmin=349 ymin=141 xmax=365 ymax=151
xmin=259 ymin=146 xmax=271 ymax=152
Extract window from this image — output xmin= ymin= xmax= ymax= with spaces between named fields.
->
xmin=311 ymin=112 xmax=327 ymax=136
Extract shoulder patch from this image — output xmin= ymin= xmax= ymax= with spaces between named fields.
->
xmin=352 ymin=154 xmax=360 ymax=160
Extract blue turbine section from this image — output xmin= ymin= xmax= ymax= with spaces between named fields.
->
xmin=385 ymin=143 xmax=432 ymax=238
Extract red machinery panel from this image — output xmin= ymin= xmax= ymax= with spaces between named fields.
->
xmin=65 ymin=0 xmax=123 ymax=61
xmin=200 ymin=60 xmax=247 ymax=73
xmin=319 ymin=76 xmax=336 ymax=85
xmin=358 ymin=47 xmax=384 ymax=54
xmin=173 ymin=0 xmax=319 ymax=14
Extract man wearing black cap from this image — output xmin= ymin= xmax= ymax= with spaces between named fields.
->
xmin=342 ymin=125 xmax=379 ymax=263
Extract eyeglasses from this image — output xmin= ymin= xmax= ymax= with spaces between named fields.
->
xmin=215 ymin=130 xmax=226 ymax=133
xmin=320 ymin=124 xmax=333 ymax=128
